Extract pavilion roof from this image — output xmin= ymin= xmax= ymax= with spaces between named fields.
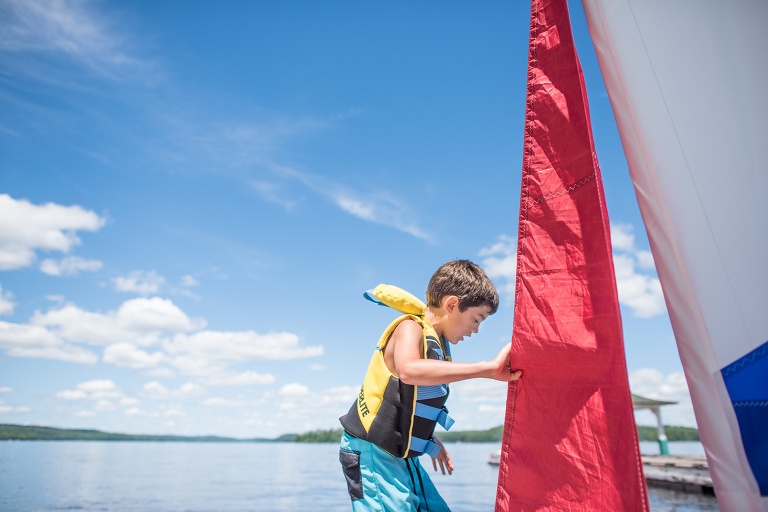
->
xmin=631 ymin=393 xmax=677 ymax=408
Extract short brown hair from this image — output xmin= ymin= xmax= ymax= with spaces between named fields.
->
xmin=426 ymin=260 xmax=499 ymax=314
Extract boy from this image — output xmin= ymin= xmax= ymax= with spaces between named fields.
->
xmin=339 ymin=260 xmax=522 ymax=511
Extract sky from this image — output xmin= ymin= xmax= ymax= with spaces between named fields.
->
xmin=0 ymin=0 xmax=694 ymax=438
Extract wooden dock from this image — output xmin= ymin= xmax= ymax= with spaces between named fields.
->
xmin=642 ymin=455 xmax=714 ymax=494
xmin=488 ymin=453 xmax=714 ymax=494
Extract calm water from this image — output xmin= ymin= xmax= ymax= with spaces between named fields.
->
xmin=0 ymin=441 xmax=718 ymax=511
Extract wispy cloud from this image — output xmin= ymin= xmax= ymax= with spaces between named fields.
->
xmin=158 ymin=113 xmax=434 ymax=242
xmin=0 ymin=0 xmax=152 ymax=81
xmin=284 ymin=167 xmax=434 ymax=242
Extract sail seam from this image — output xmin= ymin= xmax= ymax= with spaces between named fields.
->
xmin=733 ymin=401 xmax=768 ymax=407
xmin=497 ymin=0 xmax=538 ymax=508
xmin=721 ymin=341 xmax=767 ymax=377
xmin=530 ymin=172 xmax=596 ymax=204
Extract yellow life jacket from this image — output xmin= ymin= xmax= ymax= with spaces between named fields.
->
xmin=339 ymin=284 xmax=454 ymax=458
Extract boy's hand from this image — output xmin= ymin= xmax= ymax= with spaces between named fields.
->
xmin=489 ymin=343 xmax=523 ymax=382
xmin=430 ymin=436 xmax=454 ymax=475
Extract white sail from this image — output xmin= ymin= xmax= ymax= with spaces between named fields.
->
xmin=581 ymin=1 xmax=768 ymax=510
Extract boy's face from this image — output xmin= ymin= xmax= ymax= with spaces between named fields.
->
xmin=442 ymin=299 xmax=492 ymax=344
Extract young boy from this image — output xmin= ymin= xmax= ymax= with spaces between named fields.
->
xmin=339 ymin=260 xmax=522 ymax=511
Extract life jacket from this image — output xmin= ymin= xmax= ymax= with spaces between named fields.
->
xmin=339 ymin=284 xmax=454 ymax=458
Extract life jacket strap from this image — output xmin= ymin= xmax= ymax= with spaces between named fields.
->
xmin=363 ymin=289 xmax=388 ymax=307
xmin=414 ymin=403 xmax=454 ymax=431
xmin=409 ymin=436 xmax=442 ymax=458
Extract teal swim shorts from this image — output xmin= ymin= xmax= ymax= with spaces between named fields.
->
xmin=339 ymin=431 xmax=450 ymax=512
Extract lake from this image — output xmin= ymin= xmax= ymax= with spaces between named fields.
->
xmin=0 ymin=441 xmax=719 ymax=511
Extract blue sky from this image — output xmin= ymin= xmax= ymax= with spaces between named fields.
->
xmin=0 ymin=0 xmax=692 ymax=438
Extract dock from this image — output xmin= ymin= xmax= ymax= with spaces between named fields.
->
xmin=488 ymin=453 xmax=714 ymax=494
xmin=642 ymin=455 xmax=714 ymax=494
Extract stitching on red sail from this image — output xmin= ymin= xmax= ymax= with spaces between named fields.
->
xmin=530 ymin=171 xmax=596 ymax=204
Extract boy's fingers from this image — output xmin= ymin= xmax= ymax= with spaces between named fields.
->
xmin=432 ymin=458 xmax=437 ymax=472
xmin=509 ymin=369 xmax=522 ymax=381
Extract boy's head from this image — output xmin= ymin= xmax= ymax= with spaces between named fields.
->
xmin=426 ymin=260 xmax=499 ymax=315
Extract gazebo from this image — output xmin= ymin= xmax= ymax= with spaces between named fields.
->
xmin=631 ymin=393 xmax=677 ymax=455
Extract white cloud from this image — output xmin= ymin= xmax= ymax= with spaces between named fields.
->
xmin=0 ymin=194 xmax=106 ymax=271
xmin=39 ymin=256 xmax=102 ymax=276
xmin=275 ymin=385 xmax=357 ymax=423
xmin=141 ymin=381 xmax=170 ymax=399
xmin=103 ymin=342 xmax=164 ymax=368
xmin=635 ymin=250 xmax=656 ymax=270
xmin=117 ymin=297 xmax=203 ymax=332
xmin=75 ymin=379 xmax=122 ymax=399
xmin=479 ymin=235 xmax=517 ymax=297
xmin=75 ymin=410 xmax=96 ymax=417
xmin=610 ymin=223 xmax=636 ymax=252
xmin=279 ymin=383 xmax=309 ymax=397
xmin=164 ymin=330 xmax=323 ymax=378
xmin=112 ymin=271 xmax=166 ymax=296
xmin=610 ymin=223 xmax=666 ymax=318
xmin=630 ymin=368 xmax=697 ymax=427
xmin=161 ymin=405 xmax=185 ymax=417
xmin=203 ymin=371 xmax=276 ymax=386
xmin=477 ymin=404 xmax=505 ymax=413
xmin=119 ymin=397 xmax=140 ymax=407
xmin=0 ymin=400 xmax=30 ymax=414
xmin=180 ymin=275 xmax=199 ymax=287
xmin=94 ymin=399 xmax=117 ymax=411
xmin=142 ymin=367 xmax=177 ymax=379
xmin=309 ymin=364 xmax=329 ymax=371
xmin=201 ymin=397 xmax=249 ymax=407
xmin=3 ymin=296 xmax=319 ymax=379
xmin=613 ymin=254 xmax=666 ymax=318
xmin=55 ymin=379 xmax=126 ymax=410
xmin=55 ymin=389 xmax=88 ymax=400
xmin=0 ymin=321 xmax=98 ymax=364
xmin=177 ymin=382 xmax=207 ymax=397
xmin=141 ymin=381 xmax=207 ymax=399
xmin=449 ymin=380 xmax=508 ymax=403
xmin=630 ymin=368 xmax=689 ymax=401
xmin=30 ymin=297 xmax=204 ymax=347
xmin=0 ymin=386 xmax=13 ymax=392
xmin=0 ymin=284 xmax=15 ymax=316
xmin=124 ymin=407 xmax=149 ymax=417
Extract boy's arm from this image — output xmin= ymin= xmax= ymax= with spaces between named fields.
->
xmin=391 ymin=320 xmax=522 ymax=386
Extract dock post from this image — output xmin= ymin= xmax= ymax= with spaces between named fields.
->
xmin=651 ymin=406 xmax=669 ymax=455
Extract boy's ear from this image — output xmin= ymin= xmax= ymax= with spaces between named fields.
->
xmin=444 ymin=296 xmax=459 ymax=313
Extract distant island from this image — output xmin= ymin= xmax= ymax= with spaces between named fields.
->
xmin=1 ymin=423 xmax=699 ymax=443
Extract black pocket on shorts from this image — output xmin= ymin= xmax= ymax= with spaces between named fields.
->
xmin=339 ymin=448 xmax=363 ymax=501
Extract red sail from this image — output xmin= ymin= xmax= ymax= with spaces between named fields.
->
xmin=494 ymin=1 xmax=648 ymax=510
